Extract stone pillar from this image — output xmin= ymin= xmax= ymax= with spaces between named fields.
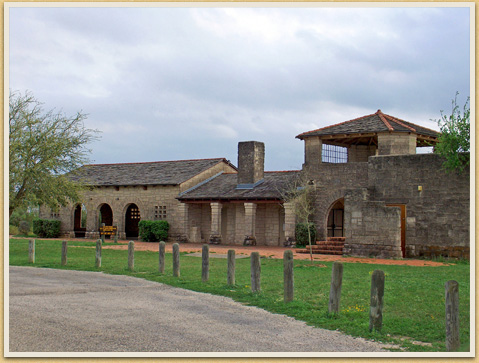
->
xmin=85 ymin=205 xmax=100 ymax=239
xmin=243 ymin=203 xmax=257 ymax=246
xmin=303 ymin=136 xmax=322 ymax=172
xmin=209 ymin=202 xmax=222 ymax=244
xmin=177 ymin=203 xmax=190 ymax=243
xmin=283 ymin=202 xmax=296 ymax=246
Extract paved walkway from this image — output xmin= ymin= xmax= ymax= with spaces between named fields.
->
xmin=9 ymin=266 xmax=389 ymax=354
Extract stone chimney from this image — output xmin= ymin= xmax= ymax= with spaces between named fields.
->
xmin=237 ymin=141 xmax=265 ymax=189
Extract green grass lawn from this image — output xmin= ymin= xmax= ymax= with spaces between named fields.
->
xmin=9 ymin=238 xmax=471 ymax=352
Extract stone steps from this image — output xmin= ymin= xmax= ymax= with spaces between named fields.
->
xmin=296 ymin=237 xmax=345 ymax=256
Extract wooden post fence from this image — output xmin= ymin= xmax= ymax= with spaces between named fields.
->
xmin=28 ymin=239 xmax=35 ymax=264
xmin=251 ymin=252 xmax=261 ymax=293
xmin=172 ymin=243 xmax=180 ymax=277
xmin=101 ymin=223 xmax=106 ymax=243
xmin=369 ymin=269 xmax=385 ymax=332
xmin=202 ymin=244 xmax=209 ymax=282
xmin=283 ymin=250 xmax=294 ymax=302
xmin=128 ymin=241 xmax=135 ymax=271
xmin=328 ymin=261 xmax=344 ymax=314
xmin=61 ymin=241 xmax=68 ymax=266
xmin=158 ymin=241 xmax=166 ymax=273
xmin=445 ymin=280 xmax=460 ymax=351
xmin=227 ymin=249 xmax=235 ymax=285
xmin=95 ymin=239 xmax=102 ymax=268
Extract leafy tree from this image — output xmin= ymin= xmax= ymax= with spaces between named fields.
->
xmin=9 ymin=90 xmax=99 ymax=217
xmin=434 ymin=93 xmax=470 ymax=173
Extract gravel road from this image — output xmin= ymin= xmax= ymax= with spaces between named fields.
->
xmin=8 ymin=266 xmax=388 ymax=353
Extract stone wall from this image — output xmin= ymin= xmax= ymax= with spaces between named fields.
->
xmin=343 ymin=188 xmax=402 ymax=258
xmin=40 ymin=184 xmax=184 ymax=240
xmin=367 ymin=153 xmax=470 ymax=258
xmin=310 ymin=162 xmax=369 ymax=240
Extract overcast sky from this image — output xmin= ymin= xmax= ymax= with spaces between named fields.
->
xmin=8 ymin=4 xmax=471 ymax=171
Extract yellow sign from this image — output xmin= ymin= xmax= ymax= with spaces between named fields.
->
xmin=100 ymin=226 xmax=118 ymax=235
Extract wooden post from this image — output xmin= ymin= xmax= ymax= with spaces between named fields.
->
xmin=158 ymin=241 xmax=166 ymax=274
xmin=202 ymin=244 xmax=209 ymax=282
xmin=128 ymin=241 xmax=134 ymax=271
xmin=227 ymin=249 xmax=235 ymax=285
xmin=95 ymin=239 xmax=102 ymax=268
xmin=61 ymin=241 xmax=68 ymax=266
xmin=328 ymin=261 xmax=344 ymax=314
xmin=101 ymin=223 xmax=105 ymax=243
xmin=251 ymin=252 xmax=261 ymax=293
xmin=28 ymin=239 xmax=35 ymax=264
xmin=172 ymin=243 xmax=180 ymax=277
xmin=445 ymin=280 xmax=460 ymax=351
xmin=283 ymin=250 xmax=294 ymax=303
xmin=369 ymin=269 xmax=385 ymax=332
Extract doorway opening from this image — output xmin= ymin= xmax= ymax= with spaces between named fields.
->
xmin=125 ymin=204 xmax=141 ymax=238
xmin=327 ymin=199 xmax=344 ymax=238
xmin=73 ymin=204 xmax=87 ymax=237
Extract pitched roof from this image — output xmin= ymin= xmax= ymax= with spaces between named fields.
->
xmin=296 ymin=110 xmax=440 ymax=141
xmin=178 ymin=171 xmax=301 ymax=201
xmin=69 ymin=158 xmax=235 ymax=186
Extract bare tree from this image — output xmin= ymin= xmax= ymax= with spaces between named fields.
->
xmin=280 ymin=171 xmax=317 ymax=262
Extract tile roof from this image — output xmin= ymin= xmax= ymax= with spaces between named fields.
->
xmin=69 ymin=158 xmax=235 ymax=186
xmin=296 ymin=110 xmax=440 ymax=140
xmin=178 ymin=171 xmax=302 ymax=201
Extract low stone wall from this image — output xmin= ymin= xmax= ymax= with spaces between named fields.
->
xmin=344 ymin=189 xmax=402 ymax=258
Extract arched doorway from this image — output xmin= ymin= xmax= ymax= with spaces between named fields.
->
xmin=327 ymin=199 xmax=344 ymax=238
xmin=125 ymin=204 xmax=141 ymax=238
xmin=99 ymin=204 xmax=113 ymax=227
xmin=73 ymin=204 xmax=87 ymax=237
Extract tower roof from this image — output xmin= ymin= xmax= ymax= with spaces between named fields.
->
xmin=296 ymin=110 xmax=439 ymax=147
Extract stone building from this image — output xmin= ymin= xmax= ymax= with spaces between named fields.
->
xmin=41 ymin=109 xmax=470 ymax=259
xmin=296 ymin=110 xmax=470 ymax=258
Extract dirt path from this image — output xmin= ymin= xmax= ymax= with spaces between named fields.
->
xmin=10 ymin=236 xmax=447 ymax=266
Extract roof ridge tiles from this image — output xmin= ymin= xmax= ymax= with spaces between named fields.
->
xmin=384 ymin=113 xmax=417 ymax=132
xmin=85 ymin=157 xmax=227 ymax=167
xmin=376 ymin=110 xmax=394 ymax=131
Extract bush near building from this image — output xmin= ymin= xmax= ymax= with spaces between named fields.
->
xmin=32 ymin=219 xmax=61 ymax=238
xmin=138 ymin=220 xmax=169 ymax=242
xmin=295 ymin=222 xmax=317 ymax=247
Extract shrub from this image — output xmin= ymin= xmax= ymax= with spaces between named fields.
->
xmin=295 ymin=222 xmax=317 ymax=247
xmin=139 ymin=220 xmax=169 ymax=242
xmin=33 ymin=219 xmax=61 ymax=238
xmin=9 ymin=225 xmax=19 ymax=235
xmin=18 ymin=220 xmax=30 ymax=235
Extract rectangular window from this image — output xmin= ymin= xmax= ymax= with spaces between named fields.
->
xmin=322 ymin=144 xmax=348 ymax=163
xmin=154 ymin=205 xmax=167 ymax=220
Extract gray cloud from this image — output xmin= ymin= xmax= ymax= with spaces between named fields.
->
xmin=8 ymin=6 xmax=471 ymax=170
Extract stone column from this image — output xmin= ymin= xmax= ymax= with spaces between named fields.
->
xmin=177 ymin=203 xmax=190 ymax=242
xmin=85 ymin=205 xmax=100 ymax=240
xmin=243 ymin=203 xmax=257 ymax=245
xmin=283 ymin=202 xmax=296 ymax=246
xmin=209 ymin=202 xmax=222 ymax=244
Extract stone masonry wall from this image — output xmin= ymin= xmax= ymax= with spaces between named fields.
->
xmin=40 ymin=184 xmax=184 ymax=240
xmin=367 ymin=153 xmax=470 ymax=258
xmin=344 ymin=188 xmax=402 ymax=258
xmin=310 ymin=162 xmax=369 ymax=240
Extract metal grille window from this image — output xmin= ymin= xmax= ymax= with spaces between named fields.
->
xmin=322 ymin=144 xmax=348 ymax=163
xmin=129 ymin=207 xmax=141 ymax=220
xmin=154 ymin=205 xmax=167 ymax=220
